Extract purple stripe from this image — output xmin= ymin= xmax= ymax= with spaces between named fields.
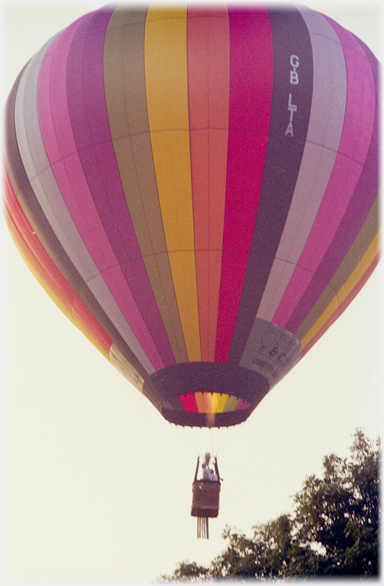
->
xmin=36 ymin=17 xmax=101 ymax=281
xmin=228 ymin=7 xmax=314 ymax=364
xmin=38 ymin=10 xmax=163 ymax=371
xmin=66 ymin=9 xmax=176 ymax=367
xmin=256 ymin=8 xmax=347 ymax=323
xmin=36 ymin=15 xmax=158 ymax=375
xmin=282 ymin=19 xmax=378 ymax=333
xmin=10 ymin=17 xmax=154 ymax=381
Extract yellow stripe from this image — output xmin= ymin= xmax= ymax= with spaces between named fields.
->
xmin=195 ymin=392 xmax=217 ymax=413
xmin=193 ymin=392 xmax=245 ymax=413
xmin=211 ymin=393 xmax=221 ymax=413
xmin=145 ymin=6 xmax=201 ymax=361
xmin=301 ymin=231 xmax=380 ymax=350
xmin=216 ymin=394 xmax=229 ymax=413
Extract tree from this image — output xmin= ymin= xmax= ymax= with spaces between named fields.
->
xmin=158 ymin=429 xmax=380 ymax=580
xmin=293 ymin=429 xmax=380 ymax=576
xmin=161 ymin=561 xmax=210 ymax=582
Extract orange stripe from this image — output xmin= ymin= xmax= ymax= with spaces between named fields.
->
xmin=301 ymin=231 xmax=380 ymax=352
xmin=6 ymin=210 xmax=112 ymax=359
xmin=195 ymin=392 xmax=205 ymax=413
xmin=302 ymin=252 xmax=380 ymax=356
xmin=187 ymin=8 xmax=230 ymax=361
xmin=4 ymin=174 xmax=112 ymax=358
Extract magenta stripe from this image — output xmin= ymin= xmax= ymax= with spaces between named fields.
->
xmin=38 ymin=19 xmax=114 ymax=274
xmin=38 ymin=11 xmax=166 ymax=371
xmin=37 ymin=19 xmax=86 ymax=164
xmin=273 ymin=20 xmax=376 ymax=330
xmin=67 ymin=11 xmax=174 ymax=368
xmin=215 ymin=6 xmax=273 ymax=362
xmin=38 ymin=18 xmax=113 ymax=274
xmin=67 ymin=10 xmax=175 ymax=368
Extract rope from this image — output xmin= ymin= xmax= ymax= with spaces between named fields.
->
xmin=215 ymin=423 xmax=244 ymax=457
xmin=168 ymin=423 xmax=199 ymax=459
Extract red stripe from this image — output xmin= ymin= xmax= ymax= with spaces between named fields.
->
xmin=179 ymin=393 xmax=199 ymax=413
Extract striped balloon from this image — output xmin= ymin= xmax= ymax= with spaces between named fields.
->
xmin=4 ymin=4 xmax=379 ymax=427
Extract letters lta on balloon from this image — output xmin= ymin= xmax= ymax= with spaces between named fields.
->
xmin=3 ymin=4 xmax=379 ymax=538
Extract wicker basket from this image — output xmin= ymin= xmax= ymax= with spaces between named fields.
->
xmin=191 ymin=480 xmax=221 ymax=518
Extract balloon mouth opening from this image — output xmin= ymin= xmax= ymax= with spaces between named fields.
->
xmin=143 ymin=362 xmax=270 ymax=427
xmin=161 ymin=404 xmax=254 ymax=428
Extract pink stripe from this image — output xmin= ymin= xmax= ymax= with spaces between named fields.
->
xmin=273 ymin=21 xmax=376 ymax=329
xmin=66 ymin=12 xmax=174 ymax=367
xmin=36 ymin=19 xmax=85 ymax=164
xmin=215 ymin=7 xmax=273 ymax=362
xmin=37 ymin=16 xmax=165 ymax=371
xmin=236 ymin=399 xmax=251 ymax=411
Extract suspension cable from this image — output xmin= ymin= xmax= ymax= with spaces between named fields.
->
xmin=168 ymin=423 xmax=199 ymax=460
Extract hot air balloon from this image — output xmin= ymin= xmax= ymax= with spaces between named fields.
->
xmin=3 ymin=4 xmax=379 ymax=535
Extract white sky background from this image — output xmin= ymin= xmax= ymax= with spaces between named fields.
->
xmin=1 ymin=0 xmax=382 ymax=582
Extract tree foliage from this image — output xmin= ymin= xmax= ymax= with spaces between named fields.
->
xmin=159 ymin=429 xmax=380 ymax=580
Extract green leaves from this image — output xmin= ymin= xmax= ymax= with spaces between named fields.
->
xmin=293 ymin=429 xmax=380 ymax=576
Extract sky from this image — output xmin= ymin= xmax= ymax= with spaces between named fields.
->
xmin=1 ymin=0 xmax=382 ymax=583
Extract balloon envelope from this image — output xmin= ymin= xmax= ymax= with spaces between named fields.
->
xmin=4 ymin=4 xmax=379 ymax=427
